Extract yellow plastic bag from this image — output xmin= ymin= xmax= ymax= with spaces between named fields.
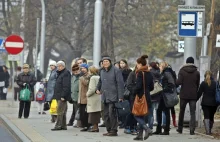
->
xmin=50 ymin=99 xmax=57 ymax=115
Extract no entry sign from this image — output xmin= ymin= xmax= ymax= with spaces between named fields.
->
xmin=5 ymin=35 xmax=24 ymax=55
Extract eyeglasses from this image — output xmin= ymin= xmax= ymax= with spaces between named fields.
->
xmin=23 ymin=67 xmax=29 ymax=69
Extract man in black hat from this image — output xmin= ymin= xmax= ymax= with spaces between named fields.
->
xmin=176 ymin=57 xmax=200 ymax=135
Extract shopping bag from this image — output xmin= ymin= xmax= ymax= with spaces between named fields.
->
xmin=114 ymin=100 xmax=131 ymax=117
xmin=43 ymin=102 xmax=50 ymax=111
xmin=50 ymin=99 xmax=58 ymax=115
xmin=19 ymin=86 xmax=31 ymax=101
xmin=75 ymin=109 xmax=80 ymax=120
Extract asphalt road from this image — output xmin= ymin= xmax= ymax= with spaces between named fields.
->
xmin=0 ymin=120 xmax=17 ymax=142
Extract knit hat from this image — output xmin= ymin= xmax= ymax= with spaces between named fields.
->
xmin=80 ymin=63 xmax=89 ymax=70
xmin=72 ymin=64 xmax=80 ymax=71
xmin=102 ymin=57 xmax=112 ymax=63
xmin=50 ymin=61 xmax=57 ymax=66
xmin=186 ymin=57 xmax=194 ymax=64
xmin=57 ymin=61 xmax=66 ymax=67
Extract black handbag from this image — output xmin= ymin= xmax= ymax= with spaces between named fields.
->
xmin=114 ymin=100 xmax=131 ymax=117
xmin=43 ymin=102 xmax=50 ymax=111
xmin=163 ymin=89 xmax=179 ymax=108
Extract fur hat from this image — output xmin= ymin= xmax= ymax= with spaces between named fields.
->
xmin=57 ymin=61 xmax=66 ymax=67
xmin=50 ymin=61 xmax=57 ymax=66
xmin=102 ymin=57 xmax=112 ymax=63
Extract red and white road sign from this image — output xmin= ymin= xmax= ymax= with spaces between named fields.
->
xmin=4 ymin=35 xmax=24 ymax=55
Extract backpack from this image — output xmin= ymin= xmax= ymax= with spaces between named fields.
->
xmin=36 ymin=89 xmax=45 ymax=101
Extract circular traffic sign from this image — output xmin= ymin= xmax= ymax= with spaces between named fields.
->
xmin=4 ymin=35 xmax=24 ymax=55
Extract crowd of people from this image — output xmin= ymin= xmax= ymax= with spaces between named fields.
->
xmin=0 ymin=55 xmax=219 ymax=141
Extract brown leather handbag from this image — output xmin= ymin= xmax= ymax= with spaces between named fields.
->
xmin=132 ymin=72 xmax=148 ymax=116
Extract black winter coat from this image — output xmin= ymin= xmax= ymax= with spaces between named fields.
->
xmin=135 ymin=71 xmax=154 ymax=108
xmin=53 ymin=68 xmax=71 ymax=101
xmin=121 ymin=69 xmax=132 ymax=83
xmin=127 ymin=71 xmax=136 ymax=103
xmin=161 ymin=67 xmax=176 ymax=93
xmin=0 ymin=66 xmax=9 ymax=88
xmin=197 ymin=80 xmax=217 ymax=106
xmin=16 ymin=72 xmax=37 ymax=101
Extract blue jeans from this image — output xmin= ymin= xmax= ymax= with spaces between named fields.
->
xmin=162 ymin=111 xmax=166 ymax=125
xmin=147 ymin=107 xmax=154 ymax=129
xmin=135 ymin=116 xmax=148 ymax=130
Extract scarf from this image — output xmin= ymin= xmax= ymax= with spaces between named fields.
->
xmin=135 ymin=66 xmax=149 ymax=74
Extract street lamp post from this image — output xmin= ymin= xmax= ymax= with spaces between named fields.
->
xmin=40 ymin=0 xmax=46 ymax=74
xmin=93 ymin=0 xmax=102 ymax=68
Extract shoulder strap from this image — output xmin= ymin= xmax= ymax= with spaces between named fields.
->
xmin=142 ymin=72 xmax=146 ymax=94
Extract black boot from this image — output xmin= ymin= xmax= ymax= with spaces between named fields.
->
xmin=153 ymin=126 xmax=162 ymax=135
xmin=203 ymin=119 xmax=211 ymax=135
xmin=160 ymin=129 xmax=170 ymax=135
xmin=133 ymin=129 xmax=143 ymax=141
xmin=176 ymin=127 xmax=183 ymax=134
xmin=143 ymin=125 xmax=151 ymax=140
xmin=190 ymin=128 xmax=195 ymax=135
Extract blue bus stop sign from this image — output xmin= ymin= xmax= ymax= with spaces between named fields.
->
xmin=178 ymin=5 xmax=205 ymax=37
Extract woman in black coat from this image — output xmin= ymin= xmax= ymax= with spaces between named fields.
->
xmin=119 ymin=59 xmax=132 ymax=83
xmin=124 ymin=66 xmax=138 ymax=135
xmin=197 ymin=71 xmax=218 ymax=135
xmin=133 ymin=55 xmax=154 ymax=141
xmin=153 ymin=61 xmax=176 ymax=135
xmin=2 ymin=65 xmax=10 ymax=100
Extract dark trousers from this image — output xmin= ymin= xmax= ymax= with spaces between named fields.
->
xmin=14 ymin=87 xmax=21 ymax=101
xmin=104 ymin=103 xmax=118 ymax=133
xmin=170 ymin=107 xmax=176 ymax=115
xmin=79 ymin=104 xmax=89 ymax=128
xmin=68 ymin=101 xmax=78 ymax=124
xmin=178 ymin=99 xmax=196 ymax=130
xmin=19 ymin=101 xmax=31 ymax=118
xmin=55 ymin=100 xmax=67 ymax=129
xmin=157 ymin=98 xmax=170 ymax=132
xmin=202 ymin=105 xmax=217 ymax=122
xmin=0 ymin=87 xmax=3 ymax=100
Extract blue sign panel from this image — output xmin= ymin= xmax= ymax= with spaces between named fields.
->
xmin=178 ymin=11 xmax=198 ymax=37
xmin=0 ymin=38 xmax=6 ymax=53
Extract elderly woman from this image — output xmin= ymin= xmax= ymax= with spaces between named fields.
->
xmin=45 ymin=61 xmax=57 ymax=123
xmin=16 ymin=64 xmax=37 ymax=119
xmin=86 ymin=66 xmax=101 ymax=132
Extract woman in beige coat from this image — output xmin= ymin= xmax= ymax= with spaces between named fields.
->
xmin=86 ymin=66 xmax=101 ymax=132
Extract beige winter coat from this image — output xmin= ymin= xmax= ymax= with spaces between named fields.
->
xmin=78 ymin=74 xmax=90 ymax=104
xmin=86 ymin=75 xmax=101 ymax=113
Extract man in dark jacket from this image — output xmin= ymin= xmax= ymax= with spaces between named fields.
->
xmin=51 ymin=61 xmax=71 ymax=131
xmin=96 ymin=57 xmax=124 ymax=136
xmin=176 ymin=57 xmax=200 ymax=135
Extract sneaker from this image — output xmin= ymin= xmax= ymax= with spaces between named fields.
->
xmin=38 ymin=112 xmax=41 ymax=115
xmin=131 ymin=129 xmax=138 ymax=135
xmin=42 ymin=112 xmax=46 ymax=115
xmin=124 ymin=129 xmax=131 ymax=134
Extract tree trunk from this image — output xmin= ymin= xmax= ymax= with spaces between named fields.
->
xmin=102 ymin=0 xmax=116 ymax=62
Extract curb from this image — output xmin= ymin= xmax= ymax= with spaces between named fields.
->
xmin=0 ymin=114 xmax=31 ymax=142
xmin=183 ymin=128 xmax=215 ymax=139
